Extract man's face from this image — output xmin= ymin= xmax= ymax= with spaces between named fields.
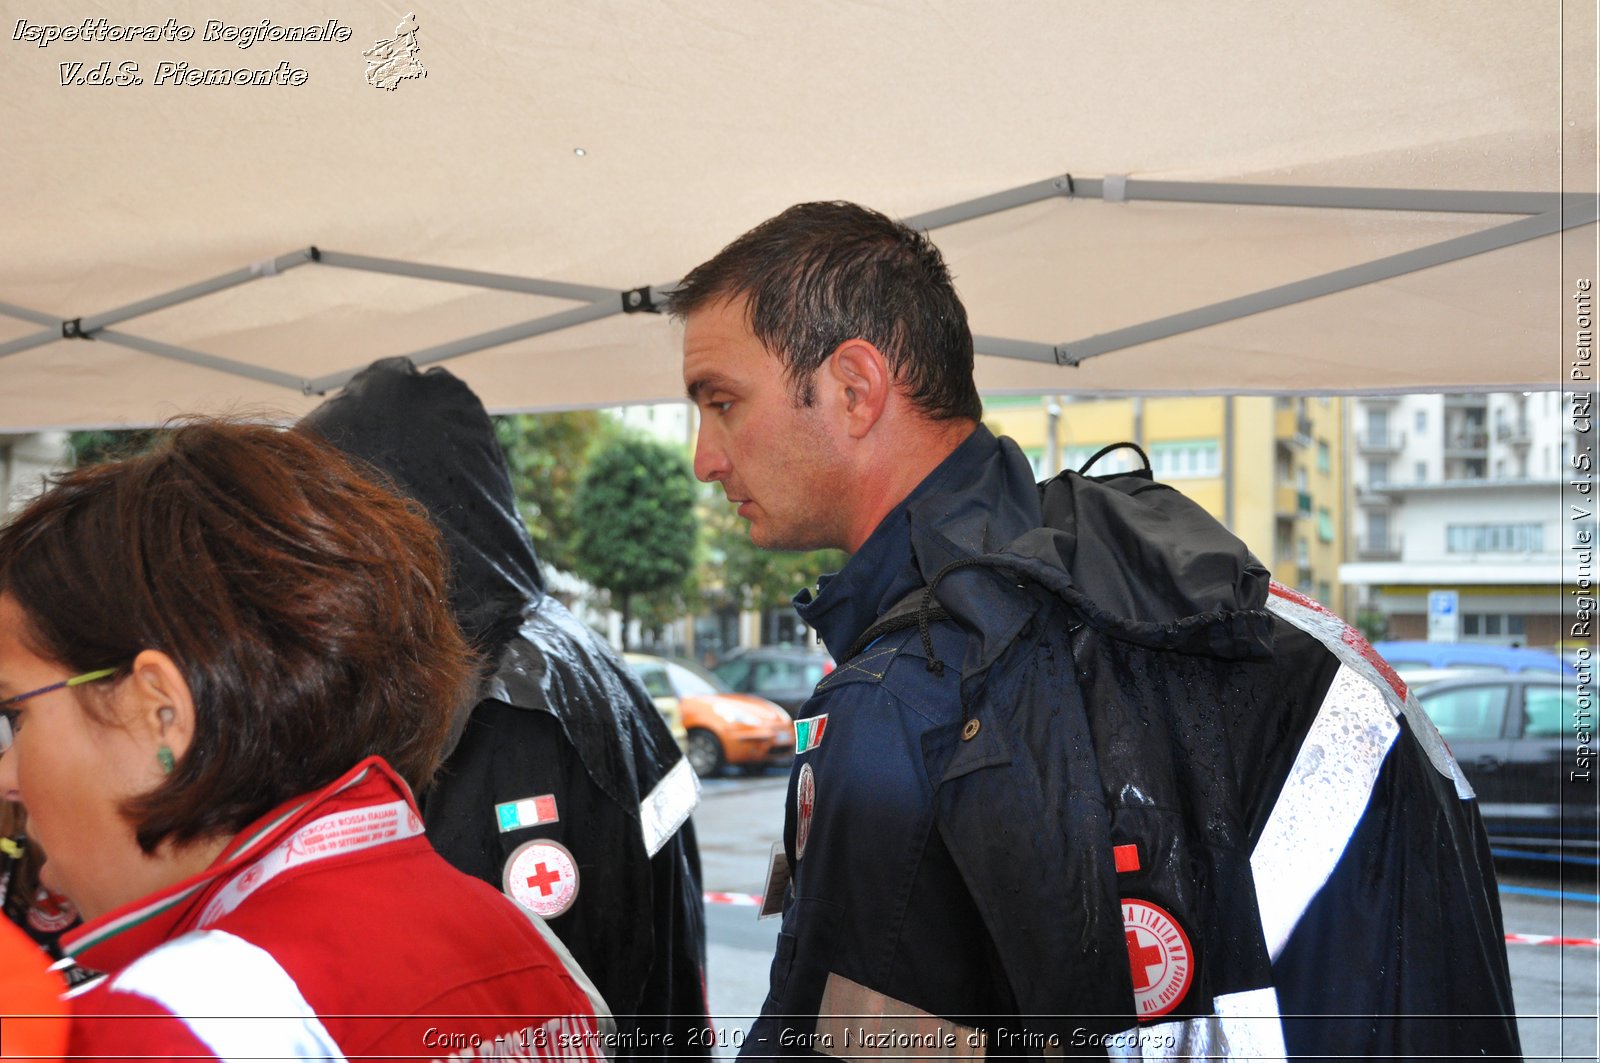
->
xmin=683 ymin=297 xmax=849 ymax=551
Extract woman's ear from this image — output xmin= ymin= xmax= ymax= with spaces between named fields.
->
xmin=123 ymin=650 xmax=197 ymax=763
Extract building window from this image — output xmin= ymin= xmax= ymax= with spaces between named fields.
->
xmin=1063 ymin=444 xmax=1141 ymax=476
xmin=1149 ymin=440 xmax=1219 ymax=480
xmin=1316 ymin=508 xmax=1334 ymax=543
xmin=1415 ymin=409 xmax=1427 ymax=432
xmin=1445 ymin=524 xmax=1545 ymax=553
xmin=1316 ymin=441 xmax=1330 ymax=473
xmin=1369 ymin=459 xmax=1389 ymax=485
xmin=1415 ymin=461 xmax=1427 ymax=482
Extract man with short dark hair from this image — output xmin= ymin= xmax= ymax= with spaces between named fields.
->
xmin=671 ymin=202 xmax=1520 ymax=1060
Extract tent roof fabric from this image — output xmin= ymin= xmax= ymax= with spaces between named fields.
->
xmin=3 ymin=0 xmax=1595 ymax=429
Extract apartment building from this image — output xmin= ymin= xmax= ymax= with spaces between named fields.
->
xmin=0 ymin=432 xmax=70 ymax=518
xmin=1339 ymin=392 xmax=1571 ymax=646
xmin=987 ymin=395 xmax=1349 ymax=615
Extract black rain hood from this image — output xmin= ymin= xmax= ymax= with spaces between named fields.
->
xmin=302 ymin=360 xmax=710 ymax=1042
xmin=300 ymin=356 xmax=544 ymax=661
xmin=301 ymin=356 xmax=679 ymax=798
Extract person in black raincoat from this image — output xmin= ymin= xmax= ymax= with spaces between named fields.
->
xmin=302 ymin=358 xmax=711 ymax=1059
xmin=669 ymin=202 xmax=1521 ymax=1060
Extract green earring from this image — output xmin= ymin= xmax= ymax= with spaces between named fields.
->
xmin=157 ymin=746 xmax=175 ymax=775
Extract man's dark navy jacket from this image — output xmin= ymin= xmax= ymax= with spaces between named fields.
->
xmin=745 ymin=425 xmax=1519 ymax=1060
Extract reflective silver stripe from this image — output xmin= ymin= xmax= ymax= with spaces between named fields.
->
xmin=111 ymin=929 xmax=347 ymax=1062
xmin=815 ymin=972 xmax=986 ymax=1059
xmin=1250 ymin=664 xmax=1398 ymax=962
xmin=1266 ymin=591 xmax=1471 ymax=798
xmin=640 ymin=756 xmax=700 ymax=858
xmin=1105 ymin=987 xmax=1288 ymax=1061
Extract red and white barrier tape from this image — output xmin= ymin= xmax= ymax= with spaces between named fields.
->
xmin=1504 ymin=932 xmax=1600 ymax=948
xmin=704 ymin=891 xmax=763 ymax=907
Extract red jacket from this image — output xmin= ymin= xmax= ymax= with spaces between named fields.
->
xmin=63 ymin=757 xmax=602 ymax=1061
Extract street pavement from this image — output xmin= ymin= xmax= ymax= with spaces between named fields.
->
xmin=693 ymin=774 xmax=787 ymax=1054
xmin=693 ymin=774 xmax=1599 ymax=1061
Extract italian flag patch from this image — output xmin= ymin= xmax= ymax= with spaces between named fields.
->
xmin=794 ymin=714 xmax=829 ymax=754
xmin=495 ymin=794 xmax=559 ymax=833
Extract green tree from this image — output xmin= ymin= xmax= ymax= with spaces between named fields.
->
xmin=68 ymin=429 xmax=160 ymax=466
xmin=1355 ymin=607 xmax=1390 ymax=644
xmin=493 ymin=411 xmax=617 ymax=577
xmin=571 ymin=436 xmax=699 ymax=649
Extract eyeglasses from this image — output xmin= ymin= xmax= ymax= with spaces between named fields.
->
xmin=0 ymin=668 xmax=119 ymax=753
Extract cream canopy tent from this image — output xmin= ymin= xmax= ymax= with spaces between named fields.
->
xmin=2 ymin=0 xmax=1595 ymax=430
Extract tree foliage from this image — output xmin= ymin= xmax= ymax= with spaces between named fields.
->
xmin=68 ymin=429 xmax=160 ymax=467
xmin=571 ymin=435 xmax=699 ymax=648
xmin=493 ymin=412 xmax=617 ymax=577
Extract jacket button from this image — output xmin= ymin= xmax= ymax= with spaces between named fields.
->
xmin=961 ymin=719 xmax=981 ymax=741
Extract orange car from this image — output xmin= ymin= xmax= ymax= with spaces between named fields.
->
xmin=626 ymin=654 xmax=794 ymax=778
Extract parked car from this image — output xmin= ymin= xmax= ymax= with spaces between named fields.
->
xmin=1413 ymin=674 xmax=1596 ymax=852
xmin=625 ymin=654 xmax=794 ymax=778
xmin=624 ymin=658 xmax=688 ymax=753
xmin=711 ymin=648 xmax=833 ymax=716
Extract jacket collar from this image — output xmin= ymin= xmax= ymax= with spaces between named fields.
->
xmin=63 ymin=757 xmax=419 ymax=975
xmin=796 ymin=425 xmax=1042 ymax=661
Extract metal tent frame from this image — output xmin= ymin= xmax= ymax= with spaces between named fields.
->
xmin=3 ymin=174 xmax=1591 ymax=399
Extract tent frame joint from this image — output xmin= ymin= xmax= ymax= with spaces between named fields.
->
xmin=622 ymin=285 xmax=660 ymax=314
xmin=62 ymin=318 xmax=89 ymax=340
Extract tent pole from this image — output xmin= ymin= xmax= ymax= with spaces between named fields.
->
xmin=0 ymin=301 xmax=60 ymax=327
xmin=305 ymin=292 xmax=633 ymax=394
xmin=0 ymin=331 xmax=60 ymax=360
xmin=314 ymin=251 xmax=618 ymax=304
xmin=1053 ymin=203 xmax=1597 ymax=366
xmin=1091 ymin=181 xmax=1576 ymax=216
xmin=92 ymin=330 xmax=310 ymax=391
xmin=76 ymin=250 xmax=317 ymax=334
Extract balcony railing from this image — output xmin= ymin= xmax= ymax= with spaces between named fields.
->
xmin=1355 ymin=535 xmax=1403 ymax=560
xmin=1495 ymin=420 xmax=1532 ymax=445
xmin=1274 ymin=408 xmax=1314 ymax=446
xmin=1356 ymin=429 xmax=1405 ymax=453
xmin=1276 ymin=485 xmax=1312 ymax=517
xmin=1444 ymin=429 xmax=1489 ymax=454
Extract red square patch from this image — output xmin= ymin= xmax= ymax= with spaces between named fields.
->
xmin=1113 ymin=844 xmax=1140 ymax=874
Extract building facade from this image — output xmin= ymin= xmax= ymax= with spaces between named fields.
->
xmin=1339 ymin=391 xmax=1572 ymax=646
xmin=0 ymin=433 xmax=71 ymax=519
xmin=986 ymin=394 xmax=1349 ymax=616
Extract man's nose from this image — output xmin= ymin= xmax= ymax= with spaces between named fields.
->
xmin=693 ymin=420 xmax=727 ymax=484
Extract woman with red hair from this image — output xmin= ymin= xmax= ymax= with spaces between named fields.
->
xmin=0 ymin=420 xmax=601 ymax=1059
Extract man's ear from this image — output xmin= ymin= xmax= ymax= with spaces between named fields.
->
xmin=826 ymin=340 xmax=891 ymax=439
xmin=123 ymin=649 xmax=197 ymax=762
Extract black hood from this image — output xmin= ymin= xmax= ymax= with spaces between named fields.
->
xmin=300 ymin=357 xmax=543 ymax=660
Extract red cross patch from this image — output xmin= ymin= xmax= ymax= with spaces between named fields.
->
xmin=795 ymin=763 xmax=816 ymax=861
xmin=503 ymin=839 xmax=580 ymax=918
xmin=1121 ymin=898 xmax=1194 ymax=1019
